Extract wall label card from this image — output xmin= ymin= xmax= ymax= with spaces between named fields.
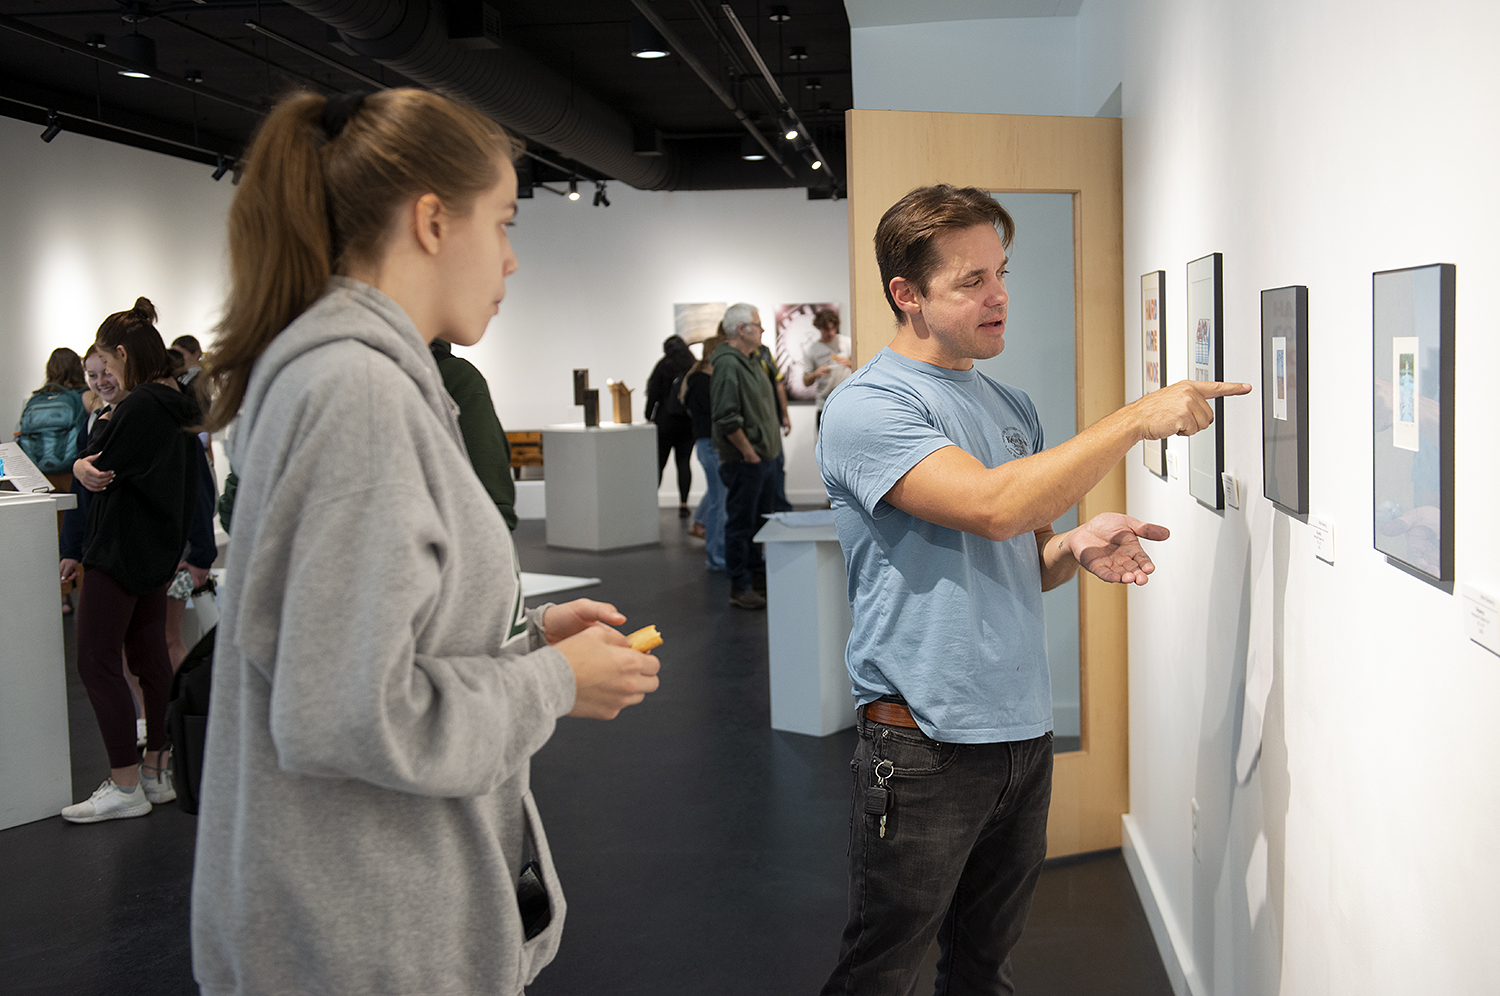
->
xmin=1461 ymin=584 xmax=1500 ymax=658
xmin=1372 ymin=264 xmax=1454 ymax=585
xmin=1186 ymin=253 xmax=1224 ymax=510
xmin=1309 ymin=515 xmax=1335 ymax=564
xmin=1221 ymin=473 xmax=1241 ymax=509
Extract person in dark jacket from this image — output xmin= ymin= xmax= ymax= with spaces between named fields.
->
xmin=645 ymin=335 xmax=696 ymax=517
xmin=683 ymin=334 xmax=727 ymax=570
xmin=61 ymin=298 xmax=199 ymax=823
xmin=430 ymin=336 xmax=517 ymax=530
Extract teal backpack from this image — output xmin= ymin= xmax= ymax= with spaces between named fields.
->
xmin=17 ymin=384 xmax=84 ymax=474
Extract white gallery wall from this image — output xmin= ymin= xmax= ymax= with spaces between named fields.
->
xmin=1116 ymin=1 xmax=1500 ymax=994
xmin=0 ymin=116 xmax=235 ymax=438
xmin=850 ymin=0 xmax=1500 ymax=992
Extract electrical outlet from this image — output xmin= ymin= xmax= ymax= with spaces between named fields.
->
xmin=1191 ymin=799 xmax=1200 ymax=861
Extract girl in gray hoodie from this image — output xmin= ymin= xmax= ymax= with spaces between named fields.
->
xmin=190 ymin=88 xmax=661 ymax=996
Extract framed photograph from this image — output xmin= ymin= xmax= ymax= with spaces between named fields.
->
xmin=1186 ymin=253 xmax=1224 ymax=509
xmin=1261 ymin=285 xmax=1308 ymax=515
xmin=774 ymin=302 xmax=841 ymax=404
xmin=673 ymin=302 xmax=726 ymax=345
xmin=1373 ymin=263 xmax=1455 ymax=584
xmin=1141 ymin=271 xmax=1168 ymax=477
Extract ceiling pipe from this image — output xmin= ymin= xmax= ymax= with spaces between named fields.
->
xmin=627 ymin=0 xmax=793 ymax=179
xmin=719 ymin=3 xmax=840 ymax=190
xmin=281 ymin=0 xmax=678 ymax=190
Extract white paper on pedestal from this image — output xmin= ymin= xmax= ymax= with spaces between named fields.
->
xmin=1236 ymin=500 xmax=1276 ymax=784
xmin=0 ymin=441 xmax=52 ymax=494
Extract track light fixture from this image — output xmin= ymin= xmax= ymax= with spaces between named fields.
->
xmin=212 ymin=154 xmax=231 ymax=181
xmin=629 ymin=15 xmax=670 ymax=59
xmin=778 ymin=114 xmax=799 ymax=141
xmin=40 ymin=112 xmax=61 ymax=143
xmin=802 ymin=148 xmax=822 ymax=170
xmin=567 ymin=178 xmax=580 ymax=201
xmin=115 ymin=31 xmax=156 ymax=78
xmin=593 ymin=181 xmax=610 ymax=207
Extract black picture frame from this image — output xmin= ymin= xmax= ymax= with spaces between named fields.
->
xmin=1141 ymin=270 xmax=1168 ymax=478
xmin=1372 ymin=263 xmax=1455 ymax=586
xmin=1186 ymin=253 xmax=1224 ymax=510
xmin=1261 ymin=285 xmax=1309 ymax=516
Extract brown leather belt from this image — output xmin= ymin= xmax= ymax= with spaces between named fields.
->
xmin=864 ymin=700 xmax=920 ymax=729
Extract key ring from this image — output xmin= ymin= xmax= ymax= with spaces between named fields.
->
xmin=873 ymin=759 xmax=894 ymax=784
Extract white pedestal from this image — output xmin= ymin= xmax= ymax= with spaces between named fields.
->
xmin=754 ymin=519 xmax=856 ymax=737
xmin=0 ymin=492 xmax=78 ymax=828
xmin=543 ymin=423 xmax=660 ymax=551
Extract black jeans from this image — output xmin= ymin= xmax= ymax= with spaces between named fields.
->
xmin=822 ymin=712 xmax=1054 ymax=996
xmin=718 ymin=458 xmax=775 ymax=591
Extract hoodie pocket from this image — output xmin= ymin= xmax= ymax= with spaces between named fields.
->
xmin=516 ymin=790 xmax=567 ymax=986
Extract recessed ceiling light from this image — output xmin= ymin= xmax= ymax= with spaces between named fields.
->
xmin=788 ymin=46 xmax=808 ymax=61
xmin=629 ymin=15 xmax=670 ymax=59
xmin=768 ymin=6 xmax=791 ymax=22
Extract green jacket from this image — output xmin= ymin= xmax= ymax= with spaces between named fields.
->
xmin=430 ymin=339 xmax=517 ymax=530
xmin=710 ymin=342 xmax=782 ymax=463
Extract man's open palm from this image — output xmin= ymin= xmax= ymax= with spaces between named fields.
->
xmin=1067 ymin=512 xmax=1170 ymax=585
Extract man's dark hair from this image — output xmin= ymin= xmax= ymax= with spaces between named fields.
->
xmin=874 ymin=184 xmax=1015 ymax=323
xmin=812 ymin=308 xmax=839 ymax=331
xmin=173 ymin=334 xmax=202 ymax=355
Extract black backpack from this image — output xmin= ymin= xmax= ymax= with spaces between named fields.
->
xmin=167 ymin=627 xmax=216 ymax=814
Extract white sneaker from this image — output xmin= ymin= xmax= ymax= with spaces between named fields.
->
xmin=61 ymin=780 xmax=152 ymax=823
xmin=139 ymin=754 xmax=176 ymax=805
xmin=136 ymin=718 xmax=147 ymax=747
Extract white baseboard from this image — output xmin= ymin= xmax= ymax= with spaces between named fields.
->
xmin=1121 ymin=814 xmax=1205 ymax=996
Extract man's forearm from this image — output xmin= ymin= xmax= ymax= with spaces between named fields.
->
xmin=1036 ymin=528 xmax=1080 ymax=592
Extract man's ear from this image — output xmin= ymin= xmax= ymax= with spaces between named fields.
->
xmin=411 ymin=193 xmax=445 ymax=256
xmin=888 ymin=276 xmax=924 ymax=319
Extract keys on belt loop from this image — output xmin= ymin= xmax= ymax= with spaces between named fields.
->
xmin=866 ymin=758 xmax=895 ymax=839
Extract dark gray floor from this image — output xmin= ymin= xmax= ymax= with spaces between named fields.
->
xmin=0 ymin=509 xmax=1171 ymax=996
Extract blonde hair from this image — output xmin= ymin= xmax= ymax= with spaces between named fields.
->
xmin=204 ymin=88 xmax=519 ymax=431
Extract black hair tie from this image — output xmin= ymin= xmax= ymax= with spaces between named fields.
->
xmin=322 ymin=91 xmax=368 ymax=140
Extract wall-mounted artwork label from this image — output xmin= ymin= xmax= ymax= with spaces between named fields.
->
xmin=1309 ymin=515 xmax=1334 ymax=564
xmin=1141 ymin=271 xmax=1167 ymax=477
xmin=1372 ymin=263 xmax=1454 ymax=585
xmin=1261 ymin=285 xmax=1308 ymax=515
xmin=1392 ymin=336 xmax=1419 ymax=452
xmin=1186 ymin=253 xmax=1224 ymax=510
xmin=1461 ymin=584 xmax=1499 ymax=658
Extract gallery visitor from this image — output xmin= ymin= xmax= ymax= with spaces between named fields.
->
xmin=189 ymin=88 xmax=661 ymax=996
xmin=816 ymin=183 xmax=1251 ymax=995
xmin=646 ymin=334 xmax=697 ymax=518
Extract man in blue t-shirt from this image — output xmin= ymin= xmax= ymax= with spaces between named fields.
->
xmin=816 ymin=184 xmax=1250 ymax=995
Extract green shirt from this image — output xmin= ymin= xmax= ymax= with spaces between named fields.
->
xmin=430 ymin=339 xmax=516 ymax=530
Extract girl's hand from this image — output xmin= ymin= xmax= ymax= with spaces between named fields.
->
xmin=74 ymin=454 xmax=113 ymax=492
xmin=543 ymin=599 xmax=627 ymax=644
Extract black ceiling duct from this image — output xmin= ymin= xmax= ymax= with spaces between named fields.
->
xmin=283 ymin=0 xmax=678 ymax=190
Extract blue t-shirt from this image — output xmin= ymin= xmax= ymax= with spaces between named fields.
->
xmin=816 ymin=347 xmax=1052 ymax=744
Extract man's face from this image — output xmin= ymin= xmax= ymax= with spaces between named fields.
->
xmin=818 ymin=320 xmax=838 ymax=343
xmin=736 ymin=310 xmax=764 ymax=350
xmin=911 ymin=223 xmax=1009 ymax=364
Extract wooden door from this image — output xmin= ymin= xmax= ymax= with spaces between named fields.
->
xmin=844 ymin=110 xmax=1126 ymax=857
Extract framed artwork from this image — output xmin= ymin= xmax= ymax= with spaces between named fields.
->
xmin=1140 ymin=271 xmax=1167 ymax=477
xmin=775 ymin=302 xmax=841 ymax=404
xmin=1261 ymin=285 xmax=1308 ymax=515
xmin=1372 ymin=263 xmax=1454 ymax=584
xmin=673 ymin=302 xmax=726 ymax=345
xmin=1186 ymin=253 xmax=1224 ymax=510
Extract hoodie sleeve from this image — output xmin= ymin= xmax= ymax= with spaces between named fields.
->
xmin=235 ymin=350 xmax=574 ymax=798
xmin=710 ymin=354 xmax=746 ymax=438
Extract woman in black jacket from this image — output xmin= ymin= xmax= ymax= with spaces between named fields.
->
xmin=62 ymin=298 xmax=200 ymax=823
xmin=645 ymin=335 xmax=696 ymax=517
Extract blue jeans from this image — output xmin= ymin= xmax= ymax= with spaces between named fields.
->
xmin=822 ymin=711 xmax=1054 ymax=996
xmin=693 ymin=438 xmax=726 ymax=571
xmin=718 ymin=458 xmax=775 ymax=592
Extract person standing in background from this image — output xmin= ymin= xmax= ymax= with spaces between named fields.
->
xmin=682 ymin=333 xmax=726 ymax=571
xmin=802 ymin=308 xmax=851 ymax=432
xmin=646 ymin=335 xmax=697 ymax=518
xmin=64 ymin=297 xmax=199 ymax=823
xmin=16 ymin=347 xmax=90 ymax=613
xmin=752 ymin=339 xmax=795 ymax=513
xmin=431 ymin=335 xmax=518 ymax=530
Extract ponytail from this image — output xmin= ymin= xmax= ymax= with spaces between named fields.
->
xmin=204 ymin=88 xmax=519 ymax=432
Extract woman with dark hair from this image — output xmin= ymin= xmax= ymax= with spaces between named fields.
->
xmin=62 ymin=297 xmax=199 ymax=823
xmin=646 ymin=334 xmax=697 ymax=517
xmin=191 ymin=88 xmax=659 ymax=995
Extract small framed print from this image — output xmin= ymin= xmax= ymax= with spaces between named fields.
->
xmin=1141 ymin=271 xmax=1168 ymax=477
xmin=1373 ymin=263 xmax=1455 ymax=585
xmin=1261 ymin=285 xmax=1308 ymax=515
xmin=1186 ymin=253 xmax=1224 ymax=510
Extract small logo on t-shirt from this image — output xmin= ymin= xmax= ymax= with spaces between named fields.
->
xmin=1003 ymin=427 xmax=1028 ymax=459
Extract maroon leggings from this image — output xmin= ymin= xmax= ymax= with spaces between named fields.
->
xmin=77 ymin=569 xmax=173 ymax=768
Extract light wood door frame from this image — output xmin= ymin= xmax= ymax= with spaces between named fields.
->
xmin=845 ymin=109 xmax=1125 ymax=857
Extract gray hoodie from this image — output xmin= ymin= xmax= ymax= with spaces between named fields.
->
xmin=191 ymin=278 xmax=576 ymax=996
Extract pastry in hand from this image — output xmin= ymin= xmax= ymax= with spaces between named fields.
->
xmin=627 ymin=625 xmax=663 ymax=653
